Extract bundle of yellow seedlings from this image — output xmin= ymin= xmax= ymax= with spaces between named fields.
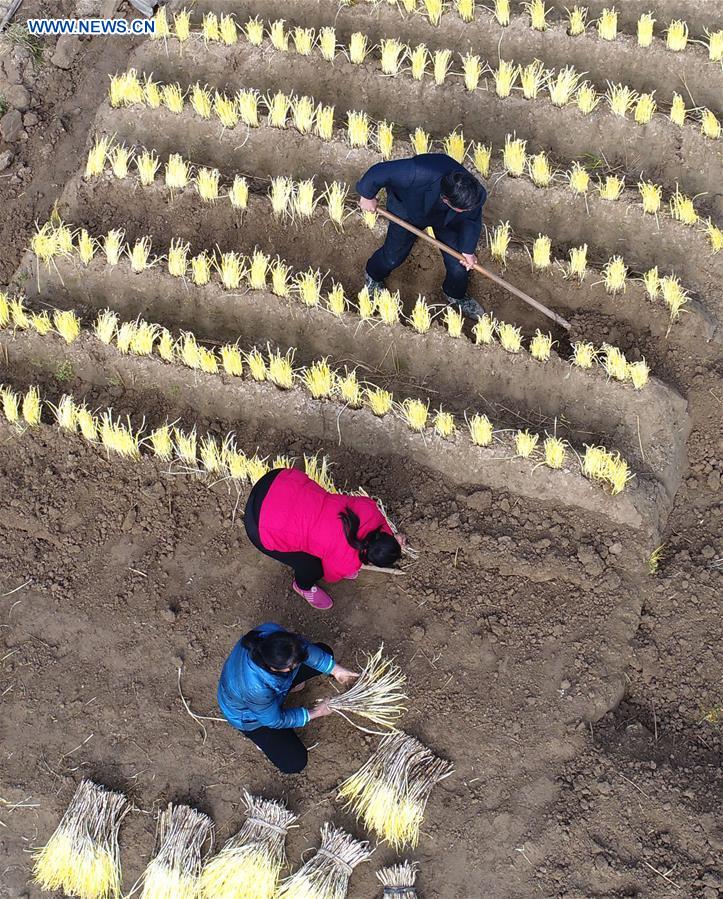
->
xmin=85 ymin=135 xmax=111 ymax=179
xmin=191 ymin=251 xmax=212 ymax=286
xmin=269 ymin=175 xmax=294 ymax=218
xmin=542 ymin=435 xmax=565 ymax=469
xmin=202 ymin=11 xmax=220 ymax=42
xmin=380 ymin=38 xmax=406 ymax=76
xmin=444 ymin=130 xmax=466 ymax=163
xmin=235 ymin=89 xmax=259 ymax=128
xmin=365 ymin=385 xmax=393 ymax=416
xmin=10 ymin=297 xmax=29 ymax=329
xmin=568 ymin=161 xmax=590 ymax=194
xmin=515 ymin=429 xmax=539 ymax=458
xmin=174 ymin=428 xmax=197 ymax=466
xmin=489 ymin=221 xmax=512 ymax=263
xmin=244 ymin=348 xmax=268 ymax=381
xmin=130 ymin=319 xmax=159 ymax=356
xmin=291 ymin=179 xmax=317 ymax=220
xmin=143 ymin=76 xmax=161 ymax=109
xmin=53 ymin=309 xmax=81 ymax=343
xmin=424 ymin=0 xmax=444 ymax=25
xmin=52 ymin=394 xmax=76 ymax=432
xmin=140 ymin=804 xmax=213 ymax=899
xmin=602 ymin=255 xmax=627 ymax=293
xmin=409 ymin=296 xmax=432 ymax=333
xmin=318 ymin=26 xmax=336 ymax=61
xmin=329 ymin=643 xmax=407 ymax=729
xmin=167 ymin=238 xmax=190 ymax=278
xmin=277 ymin=824 xmax=371 ymax=899
xmin=583 ymin=445 xmax=633 ymax=494
xmin=462 ymin=53 xmax=483 ymax=92
xmin=75 ymin=404 xmax=98 ymax=441
xmin=606 ymin=82 xmax=637 ymax=117
xmin=290 ymin=25 xmax=314 ymax=56
xmin=129 ymin=237 xmax=153 ymax=273
xmin=110 ymin=145 xmax=131 ymax=179
xmin=411 ymin=127 xmax=430 ymax=155
xmin=473 ymin=314 xmax=496 ymax=345
xmin=337 ymin=733 xmax=453 ymax=852
xmin=32 ymin=781 xmax=129 ymax=899
xmin=265 ymin=91 xmax=290 ymax=128
xmin=466 ymin=411 xmax=494 ymax=446
xmin=315 ymin=103 xmax=335 ymax=141
xmin=706 ymin=220 xmax=723 ymax=253
xmin=597 ymin=174 xmax=624 ymax=201
xmin=214 ymin=91 xmax=238 ymax=129
xmin=576 ymin=82 xmax=600 ymax=115
xmin=497 ymin=321 xmax=522 ymax=352
xmin=409 ymin=43 xmax=428 ymax=81
xmin=669 ymin=187 xmax=698 ymax=225
xmin=443 ymin=306 xmax=463 ymax=338
xmin=0 ymin=291 xmax=9 ymax=327
xmin=597 ymin=7 xmax=617 ymax=40
xmin=434 ymin=409 xmax=456 ymax=438
xmin=375 ymin=120 xmax=395 ymax=160
xmin=502 ymin=135 xmax=526 ymax=176
xmin=267 ymin=18 xmax=287 ymax=51
xmin=218 ymin=13 xmax=237 ymax=45
xmin=357 ymin=286 xmax=375 ymax=320
xmin=267 ymin=347 xmax=296 ymax=389
xmin=521 ymin=59 xmax=547 ymax=99
xmin=567 ymin=244 xmax=588 ymax=280
xmin=136 ymin=149 xmax=160 ymax=186
xmin=228 ymin=175 xmax=249 ymax=211
xmin=217 ymin=251 xmax=244 ymax=290
xmin=294 ymin=268 xmax=323 ymax=307
xmin=665 ymin=19 xmax=688 ymax=51
xmin=634 ymin=93 xmax=656 ymax=125
xmin=148 ymin=424 xmax=173 ymax=460
xmin=456 ymin=0 xmax=475 ymax=22
xmin=660 ymin=274 xmax=689 ymax=319
xmin=433 ymin=48 xmax=453 ymax=84
xmin=19 ymin=385 xmax=41 ymax=426
xmin=165 ymin=153 xmax=189 ymax=191
xmin=627 ymin=359 xmax=649 ymax=390
xmin=220 ymin=344 xmax=244 ymax=377
xmin=100 ymin=410 xmax=141 ymax=459
xmin=568 ymin=5 xmax=587 ymax=35
xmin=173 ymin=8 xmax=190 ymax=42
xmin=642 ymin=266 xmax=660 ymax=299
xmin=707 ymin=29 xmax=723 ymax=61
xmin=76 ymin=229 xmax=96 ymax=265
xmin=493 ymin=60 xmax=518 ymax=98
xmin=400 ymin=397 xmax=429 ymax=432
xmin=31 ymin=222 xmax=61 ymax=264
xmin=638 ymin=180 xmax=662 ymax=214
xmin=529 ymin=152 xmax=553 ymax=187
xmin=108 ymin=69 xmax=143 ymax=108
xmin=530 ymin=329 xmax=553 ymax=360
xmin=637 ymin=13 xmax=655 ymax=47
xmin=670 ymin=93 xmax=686 ymax=127
xmin=473 ymin=143 xmax=492 ymax=177
xmin=601 ymin=343 xmax=629 ymax=381
xmin=348 ymin=31 xmax=369 ymax=64
xmin=548 ymin=66 xmax=583 ymax=107
xmin=700 ymin=109 xmax=721 ymax=140
xmin=326 ymin=283 xmax=347 ymax=317
xmin=244 ymin=15 xmax=264 ymax=46
xmin=160 ymin=82 xmax=184 ymax=115
xmin=30 ymin=311 xmax=52 ymax=335
xmin=525 ymin=0 xmax=549 ymax=30
xmin=246 ymin=249 xmax=270 ymax=290
xmin=1 ymin=385 xmax=20 ymax=424
xmin=200 ymin=793 xmax=297 ymax=899
xmin=200 ymin=435 xmax=225 ymax=475
xmin=157 ymin=329 xmax=174 ymax=362
xmin=321 ymin=182 xmax=348 ymax=232
xmin=375 ymin=288 xmax=402 ymax=324
xmin=116 ymin=320 xmax=136 ymax=354
xmin=571 ymin=340 xmax=596 ymax=368
xmin=270 ymin=257 xmax=292 ymax=296
xmin=347 ymin=110 xmax=370 ymax=147
xmin=303 ymin=358 xmax=336 ymax=399
xmin=337 ymin=368 xmax=363 ymax=407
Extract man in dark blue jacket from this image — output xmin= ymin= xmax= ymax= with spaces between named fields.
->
xmin=357 ymin=153 xmax=487 ymax=319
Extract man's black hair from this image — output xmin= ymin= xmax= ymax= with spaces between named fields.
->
xmin=440 ymin=170 xmax=485 ymax=211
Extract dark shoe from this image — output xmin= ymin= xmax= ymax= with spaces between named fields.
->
xmin=445 ymin=293 xmax=485 ymax=320
xmin=364 ymin=272 xmax=385 ymax=295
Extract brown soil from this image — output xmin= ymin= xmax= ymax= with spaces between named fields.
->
xmin=0 ymin=4 xmax=721 ymax=899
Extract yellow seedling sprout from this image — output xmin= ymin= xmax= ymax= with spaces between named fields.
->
xmin=362 ymin=209 xmax=378 ymax=229
xmin=270 ymin=257 xmax=292 ymax=296
xmin=456 ymin=0 xmax=475 ymax=22
xmin=327 ymin=282 xmax=347 ymax=316
xmin=548 ymin=66 xmax=583 ymax=106
xmin=294 ymin=268 xmax=323 ymax=307
xmin=315 ymin=103 xmax=335 ymax=141
xmin=214 ymin=91 xmax=238 ymax=129
xmin=380 ymin=38 xmax=406 ymax=76
xmin=110 ymin=145 xmax=131 ymax=179
xmin=108 ymin=69 xmax=143 ymax=108
xmin=660 ymin=274 xmax=689 ymax=319
xmin=571 ymin=340 xmax=596 ymax=368
xmin=167 ymin=238 xmax=189 ymax=278
xmin=707 ymin=29 xmax=723 ymax=61
xmin=269 ymin=175 xmax=293 ymax=218
xmin=202 ymin=11 xmax=220 ymax=42
xmin=0 ymin=291 xmax=8 ymax=327
xmin=604 ymin=452 xmax=633 ymax=494
xmin=54 ymin=222 xmax=74 ymax=256
xmin=30 ymin=311 xmax=52 ymax=335
xmin=266 ymin=91 xmax=290 ymax=128
xmin=568 ymin=244 xmax=588 ymax=279
xmin=597 ymin=174 xmax=624 ymax=200
xmin=634 ymin=93 xmax=656 ymax=124
xmin=670 ymin=93 xmax=686 ymax=127
xmin=410 ymin=44 xmax=428 ymax=81
xmin=218 ymin=13 xmax=237 ymax=45
xmin=365 ymin=386 xmax=393 ymax=416
xmin=176 ymin=332 xmax=202 ymax=369
xmin=462 ymin=53 xmax=482 ymax=92
xmin=638 ymin=180 xmax=662 ymax=214
xmin=503 ymin=135 xmax=526 ymax=176
xmin=245 ymin=454 xmax=270 ymax=484
xmin=268 ymin=19 xmax=288 ymax=51
xmin=434 ymin=409 xmax=456 ymax=438
xmin=637 ymin=13 xmax=655 ymax=47
xmin=267 ymin=347 xmax=295 ymax=389
xmin=174 ymin=428 xmax=197 ymax=466
xmin=529 ymin=152 xmax=553 ymax=187
xmin=521 ymin=60 xmax=547 ymax=99
xmin=191 ymin=83 xmax=213 ymax=119
xmin=602 ymin=255 xmax=627 ymax=293
xmin=21 ymin=386 xmax=41 ymax=426
xmin=597 ymin=7 xmax=617 ymax=40
xmin=292 ymin=179 xmax=317 ymax=219
xmin=53 ymin=394 xmax=76 ymax=431
xmin=467 ymin=412 xmax=494 ymax=446
xmin=243 ymin=348 xmax=267 ymax=381
xmin=217 ymin=251 xmax=244 ymax=290
xmin=157 ymin=329 xmax=173 ymax=362
xmin=375 ymin=288 xmax=402 ymax=324
xmin=445 ymin=307 xmax=464 ymax=338
xmin=497 ymin=321 xmax=523 ymax=352
xmin=642 ymin=266 xmax=660 ymax=298
xmin=400 ymin=0 xmax=418 ymax=9
xmin=669 ymin=187 xmax=698 ymax=225
xmin=337 ymin=368 xmax=363 ymax=407
xmin=568 ymin=161 xmax=590 ymax=194
xmin=601 ymin=342 xmax=629 ymax=381
xmin=319 ymin=26 xmax=336 ymax=61
xmin=115 ymin=320 xmax=136 ymax=354
xmin=544 ymin=436 xmax=566 ymax=468
xmin=247 ymin=249 xmax=270 ymax=290
xmin=130 ymin=319 xmax=159 ymax=356
xmin=292 ymin=26 xmax=314 ymax=56
xmin=149 ymin=425 xmax=173 ymax=460
xmin=10 ymin=298 xmax=29 ymax=329
xmin=77 ymin=229 xmax=96 ymax=265
xmin=409 ymin=296 xmax=432 ymax=333
xmin=701 ymin=109 xmax=721 ymax=140
xmin=244 ymin=15 xmax=264 ymax=46
xmin=444 ymin=130 xmax=466 ymax=163
xmin=532 ymin=236 xmax=552 ymax=270
xmin=229 ymin=175 xmax=249 ymax=211
xmin=195 ymin=166 xmax=221 ymax=203
xmin=576 ymin=82 xmax=600 ymax=115
xmin=164 ymin=153 xmax=189 ymax=191
xmin=1 ymin=386 xmax=20 ymax=423
xmin=666 ymin=19 xmax=688 ymax=51
xmin=515 ymin=430 xmax=539 ymax=458
xmin=173 ymin=8 xmax=191 ymax=42
xmin=411 ymin=128 xmax=430 ymax=155
xmin=493 ymin=60 xmax=518 ymax=98
xmin=191 ymin=251 xmax=212 ymax=286
xmin=627 ymin=359 xmax=649 ymax=389
xmin=473 ymin=313 xmax=496 ymax=344
xmin=129 ymin=236 xmax=153 ymax=273
xmin=144 ymin=76 xmax=161 ymax=109
xmin=606 ymin=82 xmax=637 ymax=117
xmin=473 ymin=142 xmax=492 ymax=177
xmin=200 ymin=436 xmax=225 ymax=474
xmin=53 ymin=309 xmax=81 ymax=344
xmin=358 ymin=286 xmax=375 ymax=320
xmin=100 ymin=411 xmax=141 ymax=459
xmin=347 ymin=110 xmax=370 ymax=148
xmin=136 ymin=149 xmax=160 ymax=186
xmin=494 ymin=0 xmax=510 ymax=25
xmin=31 ymin=222 xmax=59 ymax=264
xmin=323 ymin=182 xmax=348 ymax=228
xmin=85 ymin=135 xmax=111 ymax=179
xmin=222 ymin=439 xmax=248 ymax=480
xmin=376 ymin=120 xmax=395 ymax=160
xmin=292 ymin=95 xmax=315 ymax=133
xmin=489 ymin=221 xmax=512 ymax=263
xmin=75 ymin=405 xmax=98 ymax=441
xmin=349 ymin=32 xmax=369 ymax=65
xmin=220 ymin=344 xmax=244 ymax=377
xmin=706 ymin=220 xmax=723 ymax=253
xmin=525 ymin=0 xmax=549 ymax=31
xmin=160 ymin=82 xmax=184 ymax=114
xmin=424 ymin=0 xmax=444 ymax=25
xmin=303 ymin=358 xmax=336 ymax=398
xmin=235 ymin=90 xmax=259 ymax=128
xmin=433 ymin=48 xmax=453 ymax=84
xmin=568 ymin=5 xmax=587 ymax=35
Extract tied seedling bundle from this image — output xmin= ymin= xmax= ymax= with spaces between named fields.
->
xmin=140 ymin=803 xmax=213 ymax=899
xmin=328 ymin=646 xmax=407 ymax=733
xmin=200 ymin=792 xmax=297 ymax=899
xmin=338 ymin=732 xmax=453 ymax=850
xmin=377 ymin=860 xmax=419 ymax=898
xmin=277 ymin=823 xmax=371 ymax=899
xmin=33 ymin=779 xmax=129 ymax=899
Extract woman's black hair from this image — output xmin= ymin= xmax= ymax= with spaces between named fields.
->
xmin=440 ymin=170 xmax=486 ymax=211
xmin=242 ymin=628 xmax=309 ymax=672
xmin=339 ymin=507 xmax=402 ymax=568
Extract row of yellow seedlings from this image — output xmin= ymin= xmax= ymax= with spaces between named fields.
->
xmin=332 ymin=0 xmax=723 ymax=60
xmin=100 ymin=79 xmax=723 ymax=251
xmin=25 ymin=219 xmax=655 ymax=382
xmin=0 ymin=297 xmax=634 ymax=495
xmin=140 ymin=14 xmax=722 ymax=138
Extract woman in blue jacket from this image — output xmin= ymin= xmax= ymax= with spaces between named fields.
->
xmin=218 ymin=622 xmax=358 ymax=774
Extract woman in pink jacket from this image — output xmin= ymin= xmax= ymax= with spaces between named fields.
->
xmin=244 ymin=467 xmax=403 ymax=610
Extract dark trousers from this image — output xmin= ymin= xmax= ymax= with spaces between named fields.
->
xmin=243 ymin=643 xmax=333 ymax=774
xmin=244 ymin=469 xmax=324 ymax=590
xmin=366 ymin=221 xmax=470 ymax=299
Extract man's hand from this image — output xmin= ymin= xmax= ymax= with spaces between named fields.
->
xmin=309 ymin=699 xmax=332 ymax=720
xmin=359 ymin=196 xmax=378 ymax=213
xmin=396 ymin=532 xmax=408 ymax=549
xmin=460 ymin=253 xmax=477 ymax=271
xmin=331 ymin=664 xmax=359 ymax=687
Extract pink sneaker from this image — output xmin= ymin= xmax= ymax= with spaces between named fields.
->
xmin=292 ymin=581 xmax=334 ymax=610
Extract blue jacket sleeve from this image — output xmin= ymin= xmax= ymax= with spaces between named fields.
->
xmin=459 ymin=217 xmax=483 ymax=255
xmin=303 ymin=641 xmax=335 ymax=675
xmin=356 ymin=159 xmax=416 ymax=199
xmin=244 ymin=685 xmax=310 ymax=729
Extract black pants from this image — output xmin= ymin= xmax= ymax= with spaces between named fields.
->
xmin=244 ymin=469 xmax=324 ymax=590
xmin=243 ymin=643 xmax=333 ymax=774
xmin=366 ymin=221 xmax=470 ymax=299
